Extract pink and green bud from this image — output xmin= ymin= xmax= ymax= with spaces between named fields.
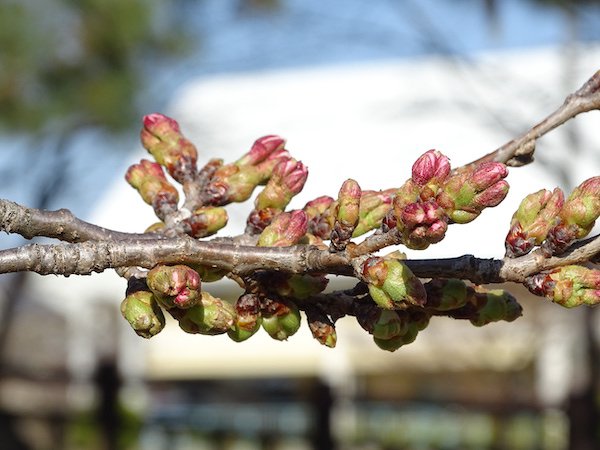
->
xmin=362 ymin=256 xmax=427 ymax=309
xmin=526 ymin=265 xmax=600 ymax=308
xmin=183 ymin=206 xmax=228 ymax=238
xmin=306 ymin=307 xmax=337 ymax=348
xmin=505 ymin=188 xmax=564 ymax=257
xmin=146 ymin=264 xmax=201 ymax=309
xmin=174 ymin=292 xmax=236 ymax=335
xmin=120 ymin=290 xmax=165 ymax=339
xmin=331 ymin=179 xmax=361 ymax=251
xmin=437 ymin=162 xmax=509 ymax=224
xmin=236 ymin=135 xmax=286 ymax=167
xmin=411 ymin=149 xmax=451 ymax=200
xmin=469 ymin=289 xmax=522 ymax=326
xmin=126 ymin=159 xmax=179 ymax=219
xmin=542 ymin=177 xmax=600 ymax=255
xmin=304 ymin=196 xmax=335 ymax=239
xmin=257 ymin=210 xmax=308 ymax=247
xmin=260 ymin=298 xmax=301 ymax=341
xmin=228 ymin=293 xmax=262 ymax=342
xmin=424 ymin=278 xmax=469 ymax=311
xmin=140 ymin=113 xmax=198 ymax=183
xmin=396 ymin=200 xmax=448 ymax=250
xmin=254 ymin=158 xmax=308 ymax=211
xmin=353 ymin=189 xmax=396 ymax=236
xmin=246 ymin=207 xmax=281 ymax=234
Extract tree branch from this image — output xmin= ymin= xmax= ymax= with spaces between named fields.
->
xmin=467 ymin=70 xmax=600 ymax=168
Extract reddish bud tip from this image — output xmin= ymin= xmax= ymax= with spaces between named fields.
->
xmin=412 ymin=149 xmax=451 ymax=186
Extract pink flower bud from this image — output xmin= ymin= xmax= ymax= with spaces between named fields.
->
xmin=437 ymin=162 xmax=509 ymax=224
xmin=304 ymin=196 xmax=335 ymax=238
xmin=257 ymin=210 xmax=308 ymax=247
xmin=397 ymin=200 xmax=448 ymax=249
xmin=470 ymin=162 xmax=508 ymax=191
xmin=147 ymin=265 xmax=201 ymax=309
xmin=411 ymin=149 xmax=451 ymax=186
xmin=236 ymin=135 xmax=287 ymax=166
xmin=331 ymin=179 xmax=362 ymax=251
xmin=254 ymin=158 xmax=309 ymax=211
xmin=140 ymin=113 xmax=198 ymax=183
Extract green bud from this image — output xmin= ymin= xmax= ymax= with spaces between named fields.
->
xmin=353 ymin=189 xmax=395 ymax=236
xmin=373 ymin=323 xmax=419 ymax=352
xmin=306 ymin=307 xmax=337 ymax=348
xmin=424 ymin=278 xmax=469 ymax=311
xmin=175 ymin=292 xmax=236 ymax=335
xmin=372 ymin=310 xmax=408 ymax=340
xmin=331 ymin=179 xmax=361 ymax=251
xmin=470 ymin=289 xmax=522 ymax=326
xmin=228 ymin=294 xmax=262 ymax=342
xmin=362 ymin=256 xmax=426 ymax=309
xmin=120 ymin=291 xmax=165 ymax=339
xmin=183 ymin=207 xmax=228 ymax=238
xmin=505 ymin=188 xmax=564 ymax=257
xmin=261 ymin=298 xmax=301 ymax=341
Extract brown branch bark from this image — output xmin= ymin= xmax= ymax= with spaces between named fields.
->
xmin=466 ymin=70 xmax=600 ymax=168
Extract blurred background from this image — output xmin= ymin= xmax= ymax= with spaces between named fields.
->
xmin=1 ymin=0 xmax=600 ymax=449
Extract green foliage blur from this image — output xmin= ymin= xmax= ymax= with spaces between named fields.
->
xmin=0 ymin=0 xmax=186 ymax=132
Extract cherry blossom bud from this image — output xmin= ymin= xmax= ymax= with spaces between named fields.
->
xmin=146 ymin=264 xmax=201 ymax=309
xmin=304 ymin=196 xmax=335 ymax=239
xmin=543 ymin=177 xmax=600 ymax=256
xmin=371 ymin=310 xmax=409 ymax=340
xmin=424 ymin=278 xmax=469 ymax=311
xmin=353 ymin=189 xmax=395 ymax=236
xmin=362 ymin=256 xmax=426 ymax=309
xmin=246 ymin=207 xmax=281 ymax=234
xmin=437 ymin=162 xmax=509 ymax=224
xmin=254 ymin=158 xmax=308 ymax=211
xmin=505 ymin=188 xmax=564 ymax=257
xmin=236 ymin=135 xmax=286 ymax=167
xmin=261 ymin=297 xmax=301 ymax=341
xmin=126 ymin=159 xmax=179 ymax=219
xmin=120 ymin=290 xmax=165 ymax=338
xmin=331 ymin=179 xmax=361 ymax=251
xmin=395 ymin=199 xmax=449 ymax=250
xmin=228 ymin=293 xmax=262 ymax=342
xmin=182 ymin=207 xmax=228 ymax=238
xmin=469 ymin=289 xmax=522 ymax=326
xmin=373 ymin=316 xmax=420 ymax=352
xmin=140 ymin=113 xmax=198 ymax=183
xmin=257 ymin=210 xmax=308 ymax=247
xmin=174 ymin=292 xmax=236 ymax=335
xmin=411 ymin=149 xmax=451 ymax=197
xmin=306 ymin=306 xmax=337 ymax=348
xmin=526 ymin=265 xmax=600 ymax=308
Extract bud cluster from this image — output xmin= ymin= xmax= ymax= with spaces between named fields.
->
xmin=504 ymin=177 xmax=600 ymax=257
xmin=204 ymin=135 xmax=290 ymax=206
xmin=526 ymin=265 xmax=600 ymax=308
